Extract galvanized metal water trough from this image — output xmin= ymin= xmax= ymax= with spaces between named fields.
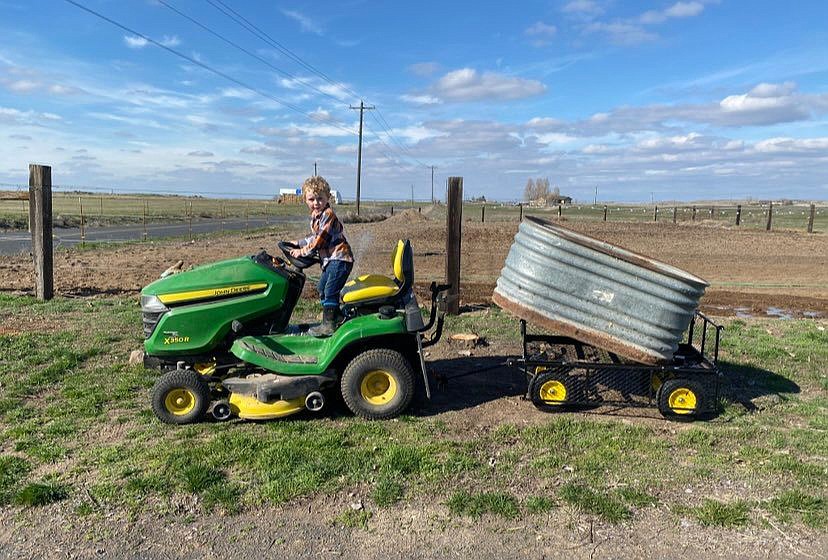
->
xmin=492 ymin=216 xmax=709 ymax=365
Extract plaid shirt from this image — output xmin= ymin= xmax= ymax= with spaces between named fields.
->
xmin=298 ymin=204 xmax=354 ymax=268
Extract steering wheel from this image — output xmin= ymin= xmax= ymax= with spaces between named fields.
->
xmin=278 ymin=241 xmax=321 ymax=270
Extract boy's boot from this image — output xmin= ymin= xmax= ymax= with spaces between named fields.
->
xmin=308 ymin=306 xmax=337 ymax=337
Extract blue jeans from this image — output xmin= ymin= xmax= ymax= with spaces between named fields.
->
xmin=317 ymin=260 xmax=353 ymax=308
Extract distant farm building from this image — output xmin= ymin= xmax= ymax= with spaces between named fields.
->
xmin=529 ymin=195 xmax=572 ymax=208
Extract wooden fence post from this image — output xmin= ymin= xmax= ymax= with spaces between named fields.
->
xmin=766 ymin=201 xmax=773 ymax=231
xmin=78 ymin=197 xmax=85 ymax=247
xmin=807 ymin=204 xmax=815 ymax=233
xmin=519 ymin=203 xmax=523 ymax=221
xmin=603 ymin=205 xmax=607 ymax=222
xmin=653 ymin=205 xmax=658 ymax=222
xmin=445 ymin=177 xmax=463 ymax=315
xmin=481 ymin=204 xmax=485 ymax=223
xmin=143 ymin=200 xmax=148 ymax=241
xmin=709 ymin=206 xmax=715 ymax=220
xmin=557 ymin=203 xmax=562 ymax=218
xmin=673 ymin=206 xmax=677 ymax=224
xmin=28 ymin=164 xmax=53 ymax=300
xmin=691 ymin=206 xmax=696 ymax=222
xmin=736 ymin=204 xmax=742 ymax=226
xmin=188 ymin=201 xmax=193 ymax=240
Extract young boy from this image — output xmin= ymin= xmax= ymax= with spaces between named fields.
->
xmin=290 ymin=176 xmax=354 ymax=336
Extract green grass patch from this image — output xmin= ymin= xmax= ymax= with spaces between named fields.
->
xmin=14 ymin=482 xmax=70 ymax=507
xmin=559 ymin=484 xmax=631 ymax=523
xmin=446 ymin=491 xmax=519 ymax=519
xmin=525 ymin=496 xmax=556 ymax=514
xmin=334 ymin=509 xmax=372 ymax=529
xmin=687 ymin=499 xmax=751 ymax=527
xmin=765 ymin=491 xmax=826 ymax=528
xmin=372 ymin=478 xmax=405 ymax=506
xmin=0 ymin=293 xmax=826 ymax=529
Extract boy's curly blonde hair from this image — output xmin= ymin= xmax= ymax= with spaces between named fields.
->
xmin=301 ymin=176 xmax=331 ymax=198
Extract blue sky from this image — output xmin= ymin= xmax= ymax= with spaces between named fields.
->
xmin=1 ymin=0 xmax=827 ymax=202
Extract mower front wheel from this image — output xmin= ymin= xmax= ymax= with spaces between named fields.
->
xmin=151 ymin=369 xmax=211 ymax=425
xmin=341 ymin=349 xmax=415 ymax=420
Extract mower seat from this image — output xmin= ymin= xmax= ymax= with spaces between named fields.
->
xmin=340 ymin=240 xmax=413 ymax=305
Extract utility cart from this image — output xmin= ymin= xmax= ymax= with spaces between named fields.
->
xmin=509 ymin=311 xmax=724 ymax=419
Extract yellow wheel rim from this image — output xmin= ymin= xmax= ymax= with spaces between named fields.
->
xmin=165 ymin=388 xmax=196 ymax=416
xmin=667 ymin=388 xmax=697 ymax=415
xmin=539 ymin=380 xmax=567 ymax=404
xmin=360 ymin=370 xmax=398 ymax=405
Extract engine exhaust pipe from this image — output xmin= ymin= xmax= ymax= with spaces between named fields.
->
xmin=211 ymin=400 xmax=232 ymax=421
xmin=305 ymin=391 xmax=325 ymax=412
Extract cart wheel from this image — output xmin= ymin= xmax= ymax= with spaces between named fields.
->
xmin=151 ymin=369 xmax=210 ymax=425
xmin=341 ymin=349 xmax=415 ymax=420
xmin=651 ymin=372 xmax=674 ymax=393
xmin=657 ymin=378 xmax=705 ymax=419
xmin=531 ymin=369 xmax=578 ymax=411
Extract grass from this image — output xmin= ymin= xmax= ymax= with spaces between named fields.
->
xmin=0 ymin=292 xmax=825 ymax=530
xmin=447 ymin=491 xmax=520 ymax=519
xmin=686 ymin=499 xmax=751 ymax=527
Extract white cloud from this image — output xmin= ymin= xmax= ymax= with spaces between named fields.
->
xmin=562 ymin=0 xmax=604 ymax=16
xmin=187 ymin=150 xmax=214 ymax=157
xmin=309 ymin=107 xmax=332 ymax=121
xmin=124 ymin=34 xmax=180 ymax=49
xmin=281 ymin=9 xmax=323 ymax=35
xmin=525 ymin=21 xmax=558 ymax=47
xmin=0 ymin=106 xmax=61 ymax=124
xmin=584 ymin=22 xmax=658 ymax=45
xmin=400 ymin=94 xmax=442 ymax=106
xmin=432 ymin=68 xmax=546 ymax=102
xmin=124 ymin=35 xmax=149 ymax=49
xmin=7 ymin=80 xmax=39 ymax=93
xmin=754 ymin=137 xmax=828 ymax=153
xmin=640 ymin=2 xmax=704 ymax=24
xmin=159 ymin=35 xmax=181 ymax=48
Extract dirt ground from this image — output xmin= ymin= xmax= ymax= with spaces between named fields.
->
xmin=1 ymin=210 xmax=826 ymax=559
xmin=1 ymin=208 xmax=825 ymax=317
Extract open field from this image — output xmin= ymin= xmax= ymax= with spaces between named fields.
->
xmin=1 ymin=191 xmax=825 ymax=233
xmin=1 ymin=206 xmax=825 ymax=317
xmin=0 ymin=211 xmax=826 ymax=558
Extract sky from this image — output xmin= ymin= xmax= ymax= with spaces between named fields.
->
xmin=1 ymin=0 xmax=827 ymax=202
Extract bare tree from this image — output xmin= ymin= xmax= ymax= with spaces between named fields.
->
xmin=523 ymin=178 xmax=536 ymax=201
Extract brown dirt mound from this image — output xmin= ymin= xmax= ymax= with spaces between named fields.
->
xmin=385 ymin=208 xmax=429 ymax=224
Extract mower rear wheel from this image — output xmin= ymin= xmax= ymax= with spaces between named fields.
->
xmin=657 ymin=378 xmax=706 ymax=419
xmin=341 ymin=349 xmax=415 ymax=420
xmin=152 ymin=369 xmax=210 ymax=425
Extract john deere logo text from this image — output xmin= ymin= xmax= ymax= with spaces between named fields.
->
xmin=163 ymin=336 xmax=190 ymax=345
xmin=215 ymin=286 xmax=252 ymax=296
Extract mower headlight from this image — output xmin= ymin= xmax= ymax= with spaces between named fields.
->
xmin=140 ymin=295 xmax=169 ymax=313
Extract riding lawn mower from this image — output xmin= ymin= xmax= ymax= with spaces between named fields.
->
xmin=140 ymin=239 xmax=448 ymax=424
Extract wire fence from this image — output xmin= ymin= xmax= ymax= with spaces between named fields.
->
xmin=1 ymin=189 xmax=824 ymax=234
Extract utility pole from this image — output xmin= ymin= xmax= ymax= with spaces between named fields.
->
xmin=411 ymin=183 xmax=414 ymax=207
xmin=349 ymin=100 xmax=375 ymax=215
xmin=430 ymin=165 xmax=437 ymax=203
xmin=594 ymin=186 xmax=597 ymax=205
xmin=314 ymin=161 xmax=317 ymax=176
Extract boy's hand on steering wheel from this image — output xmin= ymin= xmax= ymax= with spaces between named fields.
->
xmin=289 ymin=248 xmax=303 ymax=258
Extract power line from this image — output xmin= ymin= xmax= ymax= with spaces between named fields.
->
xmin=204 ymin=0 xmax=361 ymax=100
xmin=62 ymin=0 xmax=358 ymax=136
xmin=201 ymin=0 xmax=426 ymax=169
xmin=156 ymin=0 xmax=347 ymax=106
xmin=372 ymin=109 xmax=428 ymax=168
